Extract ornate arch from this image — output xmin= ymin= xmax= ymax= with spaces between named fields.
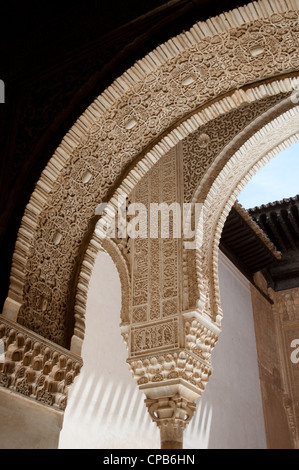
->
xmin=2 ymin=0 xmax=299 ymax=448
xmin=193 ymin=105 xmax=299 ymax=328
xmin=3 ymin=2 xmax=299 ymax=349
xmin=73 ymin=80 xmax=298 ymax=352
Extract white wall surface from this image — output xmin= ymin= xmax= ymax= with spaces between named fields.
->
xmin=184 ymin=251 xmax=266 ymax=449
xmin=58 ymin=251 xmax=160 ymax=449
xmin=59 ymin=250 xmax=266 ymax=449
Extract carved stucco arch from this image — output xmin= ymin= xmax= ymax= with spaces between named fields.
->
xmin=193 ymin=105 xmax=299 ymax=329
xmin=67 ymin=96 xmax=299 ymax=448
xmin=71 ymin=80 xmax=298 ymax=353
xmin=1 ymin=0 xmax=299 ymax=449
xmin=3 ymin=0 xmax=299 ymax=351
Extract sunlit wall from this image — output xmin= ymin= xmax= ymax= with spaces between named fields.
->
xmin=59 ymin=250 xmax=266 ymax=449
xmin=184 ymin=251 xmax=266 ymax=449
xmin=59 ymin=251 xmax=159 ymax=449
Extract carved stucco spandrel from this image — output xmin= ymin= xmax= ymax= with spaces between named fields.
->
xmin=179 ymin=95 xmax=299 ymax=328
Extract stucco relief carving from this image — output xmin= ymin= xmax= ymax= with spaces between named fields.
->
xmin=131 ymin=319 xmax=179 ymax=357
xmin=181 ymin=93 xmax=290 ymax=313
xmin=129 ymin=351 xmax=211 ymax=391
xmin=145 ymin=395 xmax=196 ymax=447
xmin=274 ymin=288 xmax=299 ymax=322
xmin=1 ymin=0 xmax=299 ymax=447
xmin=0 ymin=317 xmax=82 ymax=411
xmin=4 ymin=7 xmax=299 ymax=349
xmin=182 ymin=94 xmax=288 ymax=204
xmin=125 ymin=148 xmax=181 ymax=327
xmin=196 ymin=106 xmax=299 ymax=324
xmin=128 ymin=312 xmax=220 ymax=396
xmin=184 ymin=318 xmax=218 ymax=361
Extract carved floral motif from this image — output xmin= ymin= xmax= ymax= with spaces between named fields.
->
xmin=145 ymin=394 xmax=197 ymax=444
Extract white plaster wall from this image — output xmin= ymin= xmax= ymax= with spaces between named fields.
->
xmin=184 ymin=251 xmax=267 ymax=449
xmin=59 ymin=250 xmax=266 ymax=449
xmin=58 ymin=251 xmax=160 ymax=449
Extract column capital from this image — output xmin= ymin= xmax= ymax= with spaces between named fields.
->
xmin=145 ymin=394 xmax=196 ymax=449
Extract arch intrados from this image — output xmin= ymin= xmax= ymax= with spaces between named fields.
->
xmin=71 ymin=233 xmax=131 ymax=354
xmin=194 ymin=105 xmax=299 ymax=324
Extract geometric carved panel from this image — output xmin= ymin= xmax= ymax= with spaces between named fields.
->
xmin=129 ymin=146 xmax=182 ymax=328
xmin=130 ymin=318 xmax=179 ymax=357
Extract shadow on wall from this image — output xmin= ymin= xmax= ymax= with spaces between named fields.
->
xmin=59 ymin=249 xmax=266 ymax=449
xmin=58 ymin=251 xmax=160 ymax=449
xmin=185 ymin=399 xmax=213 ymax=449
xmin=184 ymin=252 xmax=267 ymax=449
